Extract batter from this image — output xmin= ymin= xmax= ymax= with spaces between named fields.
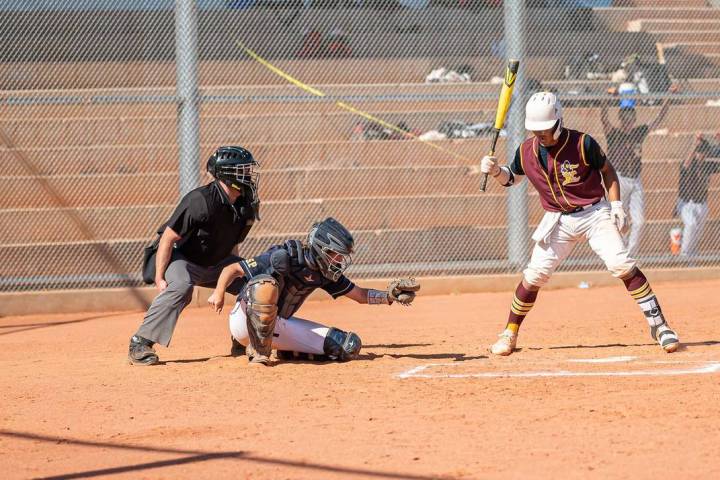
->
xmin=480 ymin=91 xmax=680 ymax=356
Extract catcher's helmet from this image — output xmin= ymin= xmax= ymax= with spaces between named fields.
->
xmin=307 ymin=217 xmax=354 ymax=282
xmin=207 ymin=146 xmax=259 ymax=202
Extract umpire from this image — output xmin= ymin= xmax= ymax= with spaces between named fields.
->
xmin=128 ymin=146 xmax=260 ymax=365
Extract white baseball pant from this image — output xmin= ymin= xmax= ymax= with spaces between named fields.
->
xmin=523 ymin=201 xmax=637 ymax=287
xmin=228 ymin=301 xmax=329 ymax=355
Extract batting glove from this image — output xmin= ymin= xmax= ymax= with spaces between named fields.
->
xmin=610 ymin=201 xmax=629 ymax=235
xmin=480 ymin=155 xmax=500 ymax=177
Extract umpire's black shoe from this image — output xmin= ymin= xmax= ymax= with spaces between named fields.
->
xmin=230 ymin=336 xmax=246 ymax=357
xmin=128 ymin=335 xmax=159 ymax=365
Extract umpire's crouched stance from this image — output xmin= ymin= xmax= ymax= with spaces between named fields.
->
xmin=128 ymin=146 xmax=260 ymax=365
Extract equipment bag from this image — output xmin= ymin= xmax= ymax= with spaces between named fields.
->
xmin=141 ymin=235 xmax=161 ymax=284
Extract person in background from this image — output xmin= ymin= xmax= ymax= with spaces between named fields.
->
xmin=600 ymin=83 xmax=677 ymax=256
xmin=676 ymin=133 xmax=720 ymax=258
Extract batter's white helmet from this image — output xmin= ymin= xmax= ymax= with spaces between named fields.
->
xmin=525 ymin=91 xmax=563 ymax=139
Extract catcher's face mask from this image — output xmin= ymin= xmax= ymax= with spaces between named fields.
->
xmin=207 ymin=146 xmax=260 ymax=203
xmin=307 ymin=217 xmax=355 ymax=281
xmin=319 ymin=248 xmax=353 ymax=282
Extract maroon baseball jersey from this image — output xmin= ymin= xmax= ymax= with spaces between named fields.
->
xmin=510 ymin=129 xmax=607 ymax=213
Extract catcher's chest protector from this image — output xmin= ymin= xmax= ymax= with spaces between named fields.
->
xmin=277 ymin=254 xmax=323 ymax=319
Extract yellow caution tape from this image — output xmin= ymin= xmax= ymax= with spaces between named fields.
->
xmin=236 ymin=41 xmax=473 ymax=162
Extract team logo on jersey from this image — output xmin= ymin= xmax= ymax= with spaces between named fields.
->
xmin=560 ymin=160 xmax=581 ymax=186
xmin=304 ymin=274 xmax=315 ymax=282
xmin=246 ymin=258 xmax=257 ymax=268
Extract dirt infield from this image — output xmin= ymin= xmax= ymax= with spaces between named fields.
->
xmin=2 ymin=278 xmax=719 ymax=479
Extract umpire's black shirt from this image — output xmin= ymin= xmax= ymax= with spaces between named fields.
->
xmin=161 ymin=181 xmax=256 ymax=267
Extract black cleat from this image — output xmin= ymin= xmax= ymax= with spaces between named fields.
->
xmin=275 ymin=350 xmax=296 ymax=361
xmin=276 ymin=350 xmax=331 ymax=362
xmin=230 ymin=336 xmax=246 ymax=357
xmin=128 ymin=335 xmax=159 ymax=365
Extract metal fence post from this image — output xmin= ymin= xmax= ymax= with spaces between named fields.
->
xmin=175 ymin=0 xmax=200 ymax=196
xmin=504 ymin=0 xmax=530 ymax=269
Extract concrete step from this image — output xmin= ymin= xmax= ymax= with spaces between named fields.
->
xmin=3 ymin=157 xmax=717 ymax=209
xmin=2 ymin=184 xmax=718 ymax=244
xmin=0 ymin=56 xmax=566 ymax=90
xmin=0 ymin=135 xmax=704 ymax=177
xmin=5 ymin=79 xmax=720 ymax=123
xmin=0 ymin=193 xmax=508 ymax=243
xmin=2 ymin=219 xmax=718 ymax=282
xmin=596 ymin=7 xmax=720 ymax=31
xmin=1 ymin=83 xmax=501 ymax=118
xmin=2 ymin=104 xmax=719 ymax=147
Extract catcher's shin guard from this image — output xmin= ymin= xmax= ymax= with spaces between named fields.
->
xmin=244 ymin=275 xmax=280 ymax=359
xmin=323 ymin=327 xmax=362 ymax=361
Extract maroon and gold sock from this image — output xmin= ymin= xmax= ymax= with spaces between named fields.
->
xmin=622 ymin=269 xmax=666 ymax=328
xmin=505 ymin=282 xmax=539 ymax=334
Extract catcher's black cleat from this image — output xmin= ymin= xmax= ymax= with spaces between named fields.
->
xmin=230 ymin=336 xmax=246 ymax=357
xmin=275 ymin=350 xmax=296 ymax=361
xmin=276 ymin=350 xmax=331 ymax=362
xmin=128 ymin=335 xmax=159 ymax=366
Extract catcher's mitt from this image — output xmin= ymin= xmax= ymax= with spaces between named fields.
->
xmin=387 ymin=278 xmax=420 ymax=306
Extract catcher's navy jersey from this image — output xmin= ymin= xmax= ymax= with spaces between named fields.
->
xmin=239 ymin=241 xmax=355 ymax=318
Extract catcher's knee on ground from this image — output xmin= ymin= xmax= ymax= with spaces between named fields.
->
xmin=244 ymin=275 xmax=279 ymax=357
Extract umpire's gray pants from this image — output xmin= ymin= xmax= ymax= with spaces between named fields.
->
xmin=135 ymin=252 xmax=244 ymax=346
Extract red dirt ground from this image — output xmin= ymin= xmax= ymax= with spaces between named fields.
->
xmin=2 ymin=278 xmax=719 ymax=480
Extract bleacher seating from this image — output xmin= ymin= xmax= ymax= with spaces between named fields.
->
xmin=3 ymin=104 xmax=720 ymax=148
xmin=2 ymin=3 xmax=720 ymax=289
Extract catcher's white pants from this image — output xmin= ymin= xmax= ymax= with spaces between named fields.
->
xmin=228 ymin=301 xmax=328 ymax=355
xmin=679 ymin=200 xmax=709 ymax=257
xmin=523 ymin=201 xmax=636 ymax=287
xmin=619 ymin=175 xmax=645 ymax=257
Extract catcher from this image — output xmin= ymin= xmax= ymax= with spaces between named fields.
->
xmin=207 ymin=217 xmax=420 ymax=365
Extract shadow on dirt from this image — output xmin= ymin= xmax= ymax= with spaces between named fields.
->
xmin=157 ymin=340 xmax=719 ymax=366
xmin=0 ymin=429 xmax=453 ymax=480
xmin=0 ymin=313 xmax=128 ymax=337
xmin=359 ymin=352 xmax=487 ymax=362
xmin=534 ymin=340 xmax=720 ymax=350
xmin=160 ymin=352 xmax=488 ymax=365
xmin=157 ymin=356 xmax=228 ymax=365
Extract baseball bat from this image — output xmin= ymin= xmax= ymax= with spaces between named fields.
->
xmin=480 ymin=59 xmax=520 ymax=192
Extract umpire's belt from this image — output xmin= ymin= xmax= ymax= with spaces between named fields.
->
xmin=560 ymin=200 xmax=601 ymax=215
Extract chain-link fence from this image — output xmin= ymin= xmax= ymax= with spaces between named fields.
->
xmin=1 ymin=0 xmax=719 ymax=292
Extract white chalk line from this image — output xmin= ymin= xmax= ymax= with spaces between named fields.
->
xmin=396 ymin=360 xmax=720 ymax=379
xmin=568 ymin=356 xmax=637 ymax=363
